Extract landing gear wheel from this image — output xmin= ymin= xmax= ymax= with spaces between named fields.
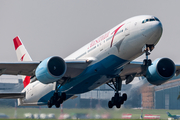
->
xmin=106 ymin=76 xmax=128 ymax=109
xmin=122 ymin=93 xmax=127 ymax=101
xmin=111 ymin=97 xmax=115 ymax=104
xmin=120 ymin=99 xmax=124 ymax=104
xmin=47 ymin=100 xmax=52 ymax=108
xmin=148 ymin=59 xmax=152 ymax=65
xmin=143 ymin=45 xmax=152 ymax=66
xmin=61 ymin=92 xmax=66 ymax=100
xmin=47 ymin=92 xmax=66 ymax=108
xmin=143 ymin=59 xmax=152 ymax=66
xmin=55 ymin=101 xmax=61 ymax=108
xmin=58 ymin=97 xmax=63 ymax=104
xmin=108 ymin=101 xmax=113 ymax=108
xmin=116 ymin=102 xmax=121 ymax=108
xmin=47 ymin=81 xmax=67 ymax=108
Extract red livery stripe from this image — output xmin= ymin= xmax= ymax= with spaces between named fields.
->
xmin=23 ymin=76 xmax=31 ymax=88
xmin=110 ymin=24 xmax=124 ymax=47
xmin=13 ymin=36 xmax=22 ymax=50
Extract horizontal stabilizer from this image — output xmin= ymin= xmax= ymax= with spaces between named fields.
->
xmin=0 ymin=92 xmax=25 ymax=99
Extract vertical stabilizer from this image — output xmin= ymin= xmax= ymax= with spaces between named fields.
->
xmin=13 ymin=36 xmax=32 ymax=61
xmin=13 ymin=36 xmax=32 ymax=88
xmin=166 ymin=112 xmax=172 ymax=117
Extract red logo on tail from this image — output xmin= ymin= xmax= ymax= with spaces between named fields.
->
xmin=20 ymin=54 xmax=25 ymax=61
xmin=13 ymin=36 xmax=22 ymax=50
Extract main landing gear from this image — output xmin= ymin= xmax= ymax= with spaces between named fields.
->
xmin=107 ymin=76 xmax=127 ymax=108
xmin=47 ymin=83 xmax=66 ymax=108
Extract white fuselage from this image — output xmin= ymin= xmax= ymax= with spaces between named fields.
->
xmin=19 ymin=15 xmax=162 ymax=106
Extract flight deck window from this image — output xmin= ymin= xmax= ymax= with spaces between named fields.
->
xmin=142 ymin=20 xmax=146 ymax=23
xmin=142 ymin=19 xmax=148 ymax=23
xmin=155 ymin=17 xmax=160 ymax=21
xmin=150 ymin=18 xmax=155 ymax=21
xmin=142 ymin=17 xmax=159 ymax=24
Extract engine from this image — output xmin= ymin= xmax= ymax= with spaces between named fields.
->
xmin=146 ymin=58 xmax=176 ymax=85
xmin=35 ymin=56 xmax=67 ymax=84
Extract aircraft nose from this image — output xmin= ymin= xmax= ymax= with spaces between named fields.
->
xmin=151 ymin=21 xmax=163 ymax=35
xmin=148 ymin=21 xmax=163 ymax=44
xmin=142 ymin=20 xmax=163 ymax=40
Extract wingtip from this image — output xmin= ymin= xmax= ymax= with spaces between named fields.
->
xmin=13 ymin=36 xmax=22 ymax=50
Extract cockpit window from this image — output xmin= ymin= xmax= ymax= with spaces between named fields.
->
xmin=142 ymin=19 xmax=148 ymax=23
xmin=142 ymin=20 xmax=146 ymax=23
xmin=154 ymin=17 xmax=160 ymax=21
xmin=142 ymin=17 xmax=160 ymax=24
xmin=150 ymin=18 xmax=155 ymax=21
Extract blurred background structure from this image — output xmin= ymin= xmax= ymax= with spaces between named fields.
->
xmin=1 ymin=75 xmax=180 ymax=109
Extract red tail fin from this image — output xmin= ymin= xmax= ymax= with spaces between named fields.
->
xmin=23 ymin=76 xmax=31 ymax=88
xmin=13 ymin=36 xmax=32 ymax=88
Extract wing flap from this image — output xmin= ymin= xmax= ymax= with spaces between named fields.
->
xmin=120 ymin=61 xmax=146 ymax=79
xmin=0 ymin=92 xmax=25 ymax=99
xmin=64 ymin=59 xmax=92 ymax=77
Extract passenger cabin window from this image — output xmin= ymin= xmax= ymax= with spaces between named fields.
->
xmin=142 ymin=17 xmax=160 ymax=24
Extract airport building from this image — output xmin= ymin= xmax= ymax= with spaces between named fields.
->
xmin=0 ymin=75 xmax=23 ymax=91
xmin=0 ymin=75 xmax=23 ymax=107
xmin=154 ymin=79 xmax=180 ymax=109
xmin=141 ymin=76 xmax=180 ymax=109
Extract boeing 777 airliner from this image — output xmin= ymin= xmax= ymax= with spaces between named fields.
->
xmin=0 ymin=15 xmax=180 ymax=109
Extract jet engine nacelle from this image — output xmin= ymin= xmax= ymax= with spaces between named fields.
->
xmin=35 ymin=56 xmax=67 ymax=84
xmin=146 ymin=58 xmax=176 ymax=85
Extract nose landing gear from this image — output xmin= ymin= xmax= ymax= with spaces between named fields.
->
xmin=107 ymin=76 xmax=127 ymax=108
xmin=143 ymin=44 xmax=154 ymax=66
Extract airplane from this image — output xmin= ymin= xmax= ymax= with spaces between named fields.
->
xmin=0 ymin=15 xmax=180 ymax=109
xmin=167 ymin=112 xmax=180 ymax=120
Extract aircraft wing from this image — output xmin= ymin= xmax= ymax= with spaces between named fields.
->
xmin=0 ymin=92 xmax=25 ymax=99
xmin=0 ymin=59 xmax=92 ymax=78
xmin=120 ymin=61 xmax=180 ymax=80
xmin=0 ymin=61 xmax=39 ymax=76
xmin=64 ymin=59 xmax=92 ymax=78
xmin=120 ymin=61 xmax=145 ymax=79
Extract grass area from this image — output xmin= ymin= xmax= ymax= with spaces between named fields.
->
xmin=0 ymin=119 xmax=165 ymax=120
xmin=0 ymin=107 xmax=179 ymax=119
